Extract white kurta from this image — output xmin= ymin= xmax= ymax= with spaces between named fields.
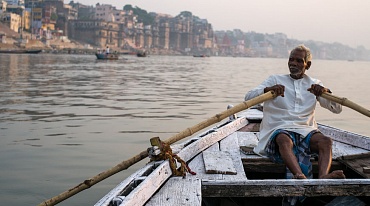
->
xmin=245 ymin=74 xmax=342 ymax=156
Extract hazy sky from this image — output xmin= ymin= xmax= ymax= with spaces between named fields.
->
xmin=67 ymin=0 xmax=370 ymax=49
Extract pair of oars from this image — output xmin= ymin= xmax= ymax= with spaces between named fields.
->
xmin=38 ymin=91 xmax=369 ymax=206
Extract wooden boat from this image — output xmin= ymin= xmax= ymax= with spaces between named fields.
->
xmin=136 ymin=51 xmax=147 ymax=57
xmin=95 ymin=107 xmax=370 ymax=206
xmin=96 ymin=53 xmax=119 ymax=60
xmin=193 ymin=54 xmax=209 ymax=57
xmin=0 ymin=49 xmax=42 ymax=54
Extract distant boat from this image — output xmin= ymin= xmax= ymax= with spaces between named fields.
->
xmin=0 ymin=49 xmax=42 ymax=54
xmin=136 ymin=51 xmax=147 ymax=57
xmin=95 ymin=53 xmax=119 ymax=60
xmin=193 ymin=54 xmax=209 ymax=57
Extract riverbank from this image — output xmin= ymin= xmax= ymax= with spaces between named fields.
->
xmin=0 ymin=38 xmax=183 ymax=55
xmin=0 ymin=25 xmax=179 ymax=55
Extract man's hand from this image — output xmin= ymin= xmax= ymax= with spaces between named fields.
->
xmin=307 ymin=84 xmax=331 ymax=96
xmin=264 ymin=84 xmax=285 ymax=97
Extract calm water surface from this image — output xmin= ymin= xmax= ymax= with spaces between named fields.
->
xmin=0 ymin=54 xmax=369 ymax=206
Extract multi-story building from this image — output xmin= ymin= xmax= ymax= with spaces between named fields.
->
xmin=69 ymin=2 xmax=94 ymax=20
xmin=24 ymin=0 xmax=41 ymax=9
xmin=68 ymin=20 xmax=121 ymax=48
xmin=158 ymin=19 xmax=170 ymax=49
xmin=42 ymin=0 xmax=76 ymax=36
xmin=2 ymin=0 xmax=215 ymax=52
xmin=22 ymin=8 xmax=29 ymax=29
xmin=1 ymin=12 xmax=21 ymax=32
xmin=143 ymin=25 xmax=152 ymax=49
xmin=94 ymin=3 xmax=114 ymax=22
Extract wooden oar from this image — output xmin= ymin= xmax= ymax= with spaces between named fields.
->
xmin=321 ymin=92 xmax=370 ymax=118
xmin=38 ymin=91 xmax=276 ymax=206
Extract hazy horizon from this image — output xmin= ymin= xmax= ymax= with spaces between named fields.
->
xmin=66 ymin=0 xmax=370 ymax=50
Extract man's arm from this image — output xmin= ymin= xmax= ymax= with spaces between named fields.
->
xmin=244 ymin=76 xmax=281 ymax=101
xmin=308 ymin=84 xmax=342 ymax=114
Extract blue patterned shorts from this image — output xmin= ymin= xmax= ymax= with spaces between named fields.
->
xmin=265 ymin=129 xmax=319 ymax=179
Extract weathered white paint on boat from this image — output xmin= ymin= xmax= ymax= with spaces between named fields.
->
xmin=203 ymin=151 xmax=237 ymax=174
xmin=318 ymin=124 xmax=370 ymax=150
xmin=219 ymin=132 xmax=247 ymax=180
xmin=145 ymin=175 xmax=202 ymax=206
xmin=118 ymin=161 xmax=172 ymax=206
xmin=146 ymin=128 xmax=248 ymax=206
xmin=95 ymin=115 xmax=249 ymax=206
xmin=95 ymin=163 xmax=156 ymax=206
xmin=187 ymin=144 xmax=223 ymax=180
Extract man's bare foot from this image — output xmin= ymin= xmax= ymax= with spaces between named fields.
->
xmin=319 ymin=170 xmax=346 ymax=179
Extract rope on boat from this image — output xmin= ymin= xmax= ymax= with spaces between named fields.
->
xmin=148 ymin=137 xmax=196 ymax=176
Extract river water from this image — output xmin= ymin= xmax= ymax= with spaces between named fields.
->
xmin=0 ymin=54 xmax=369 ymax=206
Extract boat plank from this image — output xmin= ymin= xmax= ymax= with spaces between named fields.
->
xmin=188 ymin=144 xmax=223 ymax=180
xmin=203 ymin=151 xmax=237 ymax=175
xmin=237 ymin=132 xmax=259 ymax=148
xmin=202 ymin=179 xmax=370 ymax=197
xmin=145 ymin=176 xmax=201 ymax=206
xmin=219 ymin=133 xmax=247 ymax=180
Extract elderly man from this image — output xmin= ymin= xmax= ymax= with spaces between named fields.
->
xmin=245 ymin=45 xmax=345 ymax=180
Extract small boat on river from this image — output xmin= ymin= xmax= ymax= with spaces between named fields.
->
xmin=95 ymin=107 xmax=370 ymax=206
xmin=136 ymin=51 xmax=147 ymax=57
xmin=96 ymin=53 xmax=119 ymax=60
xmin=193 ymin=54 xmax=209 ymax=57
xmin=0 ymin=49 xmax=42 ymax=54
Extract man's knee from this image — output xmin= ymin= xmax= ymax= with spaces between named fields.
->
xmin=320 ymin=135 xmax=333 ymax=148
xmin=275 ymin=134 xmax=293 ymax=148
xmin=312 ymin=134 xmax=333 ymax=150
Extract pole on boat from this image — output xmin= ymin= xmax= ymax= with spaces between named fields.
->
xmin=38 ymin=91 xmax=276 ymax=206
xmin=163 ymin=91 xmax=276 ymax=145
xmin=321 ymin=92 xmax=370 ymax=118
